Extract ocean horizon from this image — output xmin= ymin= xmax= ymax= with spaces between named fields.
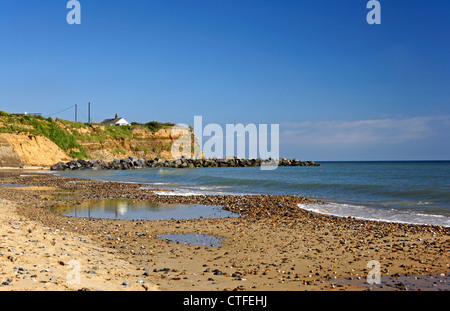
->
xmin=54 ymin=160 xmax=450 ymax=227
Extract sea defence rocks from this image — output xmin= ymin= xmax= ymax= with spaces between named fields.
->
xmin=50 ymin=156 xmax=321 ymax=171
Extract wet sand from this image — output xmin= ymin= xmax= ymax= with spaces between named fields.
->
xmin=0 ymin=171 xmax=448 ymax=291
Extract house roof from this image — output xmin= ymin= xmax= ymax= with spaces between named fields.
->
xmin=101 ymin=117 xmax=130 ymax=125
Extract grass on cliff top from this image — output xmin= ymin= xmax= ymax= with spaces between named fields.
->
xmin=0 ymin=112 xmax=88 ymax=159
xmin=0 ymin=111 xmax=177 ymax=159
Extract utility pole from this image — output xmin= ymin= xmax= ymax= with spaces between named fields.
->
xmin=88 ymin=102 xmax=91 ymax=124
xmin=75 ymin=104 xmax=77 ymax=122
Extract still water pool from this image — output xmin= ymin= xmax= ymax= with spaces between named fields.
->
xmin=55 ymin=199 xmax=240 ymax=221
xmin=156 ymin=233 xmax=224 ymax=247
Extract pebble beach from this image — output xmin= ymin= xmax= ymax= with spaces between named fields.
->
xmin=0 ymin=171 xmax=448 ymax=291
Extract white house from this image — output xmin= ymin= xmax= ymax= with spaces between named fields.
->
xmin=101 ymin=114 xmax=131 ymax=126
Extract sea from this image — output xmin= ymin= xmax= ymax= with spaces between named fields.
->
xmin=54 ymin=161 xmax=450 ymax=227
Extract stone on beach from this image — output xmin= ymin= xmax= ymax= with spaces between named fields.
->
xmin=50 ymin=156 xmax=321 ymax=171
xmin=0 ymin=172 xmax=448 ymax=291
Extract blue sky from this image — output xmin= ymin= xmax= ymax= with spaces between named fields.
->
xmin=0 ymin=1 xmax=449 ymax=160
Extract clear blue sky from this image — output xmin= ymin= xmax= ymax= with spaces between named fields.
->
xmin=0 ymin=1 xmax=449 ymax=160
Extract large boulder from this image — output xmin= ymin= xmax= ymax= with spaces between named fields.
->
xmin=50 ymin=161 xmax=68 ymax=171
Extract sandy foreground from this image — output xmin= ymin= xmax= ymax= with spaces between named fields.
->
xmin=0 ymin=171 xmax=448 ymax=291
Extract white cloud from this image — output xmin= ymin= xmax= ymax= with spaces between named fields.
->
xmin=280 ymin=115 xmax=450 ymax=145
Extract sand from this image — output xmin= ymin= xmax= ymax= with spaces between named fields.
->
xmin=0 ymin=197 xmax=160 ymax=291
xmin=0 ymin=171 xmax=448 ymax=291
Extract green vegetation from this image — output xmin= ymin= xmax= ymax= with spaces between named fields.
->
xmin=113 ymin=148 xmax=126 ymax=155
xmin=132 ymin=121 xmax=175 ymax=132
xmin=0 ymin=112 xmax=178 ymax=160
xmin=0 ymin=114 xmax=89 ymax=159
xmin=103 ymin=125 xmax=133 ymax=140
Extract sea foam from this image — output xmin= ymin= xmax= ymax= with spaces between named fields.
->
xmin=298 ymin=202 xmax=450 ymax=227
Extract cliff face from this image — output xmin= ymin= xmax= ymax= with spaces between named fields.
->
xmin=0 ymin=133 xmax=70 ymax=167
xmin=0 ymin=113 xmax=200 ymax=167
xmin=73 ymin=125 xmax=198 ymax=162
xmin=0 ymin=135 xmax=24 ymax=167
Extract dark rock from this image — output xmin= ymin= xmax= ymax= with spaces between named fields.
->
xmin=50 ymin=162 xmax=67 ymax=171
xmin=50 ymin=156 xmax=320 ymax=171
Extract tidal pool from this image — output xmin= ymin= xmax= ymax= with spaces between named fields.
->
xmin=0 ymin=183 xmax=33 ymax=188
xmin=55 ymin=199 xmax=240 ymax=221
xmin=156 ymin=233 xmax=224 ymax=247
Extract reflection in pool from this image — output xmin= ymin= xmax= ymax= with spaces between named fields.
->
xmin=56 ymin=199 xmax=240 ymax=221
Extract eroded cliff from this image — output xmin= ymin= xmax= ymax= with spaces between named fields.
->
xmin=0 ymin=113 xmax=198 ymax=167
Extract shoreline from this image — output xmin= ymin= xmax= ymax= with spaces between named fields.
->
xmin=0 ymin=171 xmax=448 ymax=291
xmin=41 ymin=164 xmax=450 ymax=228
